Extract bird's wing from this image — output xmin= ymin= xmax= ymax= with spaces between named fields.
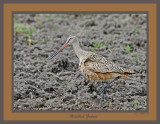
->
xmin=83 ymin=54 xmax=133 ymax=73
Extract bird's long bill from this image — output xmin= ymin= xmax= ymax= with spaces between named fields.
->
xmin=47 ymin=42 xmax=68 ymax=60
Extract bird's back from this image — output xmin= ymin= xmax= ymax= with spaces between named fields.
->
xmin=79 ymin=53 xmax=134 ymax=82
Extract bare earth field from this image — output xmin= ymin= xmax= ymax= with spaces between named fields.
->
xmin=13 ymin=14 xmax=147 ymax=111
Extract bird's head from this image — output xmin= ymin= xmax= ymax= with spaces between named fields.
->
xmin=65 ymin=35 xmax=77 ymax=44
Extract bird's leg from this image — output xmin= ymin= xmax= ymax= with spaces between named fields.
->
xmin=98 ymin=82 xmax=105 ymax=94
xmin=98 ymin=76 xmax=121 ymax=106
xmin=98 ymin=82 xmax=105 ymax=107
xmin=99 ymin=76 xmax=121 ymax=94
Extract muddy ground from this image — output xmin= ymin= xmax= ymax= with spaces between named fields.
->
xmin=13 ymin=14 xmax=147 ymax=111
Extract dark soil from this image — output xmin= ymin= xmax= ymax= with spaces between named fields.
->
xmin=13 ymin=14 xmax=147 ymax=111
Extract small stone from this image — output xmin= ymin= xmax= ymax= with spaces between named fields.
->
xmin=91 ymin=91 xmax=97 ymax=99
xmin=63 ymin=95 xmax=73 ymax=102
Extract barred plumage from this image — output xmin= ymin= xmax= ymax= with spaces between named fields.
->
xmin=79 ymin=54 xmax=134 ymax=82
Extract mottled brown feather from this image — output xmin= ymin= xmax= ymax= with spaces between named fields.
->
xmin=80 ymin=53 xmax=134 ymax=82
xmin=83 ymin=54 xmax=133 ymax=73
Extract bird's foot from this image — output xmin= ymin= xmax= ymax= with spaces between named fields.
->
xmin=98 ymin=88 xmax=105 ymax=107
xmin=98 ymin=82 xmax=106 ymax=107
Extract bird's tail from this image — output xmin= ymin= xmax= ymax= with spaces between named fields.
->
xmin=120 ymin=73 xmax=135 ymax=80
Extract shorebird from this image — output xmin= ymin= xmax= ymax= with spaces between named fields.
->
xmin=47 ymin=36 xmax=134 ymax=106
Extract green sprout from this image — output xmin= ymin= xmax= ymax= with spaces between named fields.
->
xmin=56 ymin=14 xmax=67 ymax=19
xmin=133 ymin=53 xmax=138 ymax=59
xmin=93 ymin=43 xmax=99 ymax=48
xmin=41 ymin=39 xmax=46 ymax=43
xmin=90 ymin=48 xmax=96 ymax=52
xmin=100 ymin=42 xmax=105 ymax=47
xmin=125 ymin=45 xmax=131 ymax=53
xmin=65 ymin=80 xmax=71 ymax=83
xmin=14 ymin=24 xmax=35 ymax=46
xmin=78 ymin=14 xmax=85 ymax=18
xmin=36 ymin=58 xmax=41 ymax=62
xmin=67 ymin=64 xmax=72 ymax=69
xmin=93 ymin=42 xmax=105 ymax=48
xmin=29 ymin=28 xmax=35 ymax=36
xmin=90 ymin=41 xmax=106 ymax=51
xmin=14 ymin=25 xmax=35 ymax=36
xmin=133 ymin=28 xmax=140 ymax=34
xmin=133 ymin=100 xmax=138 ymax=107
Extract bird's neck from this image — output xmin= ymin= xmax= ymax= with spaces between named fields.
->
xmin=72 ymin=39 xmax=85 ymax=59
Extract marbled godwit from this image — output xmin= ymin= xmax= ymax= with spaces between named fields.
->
xmin=47 ymin=36 xmax=134 ymax=106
